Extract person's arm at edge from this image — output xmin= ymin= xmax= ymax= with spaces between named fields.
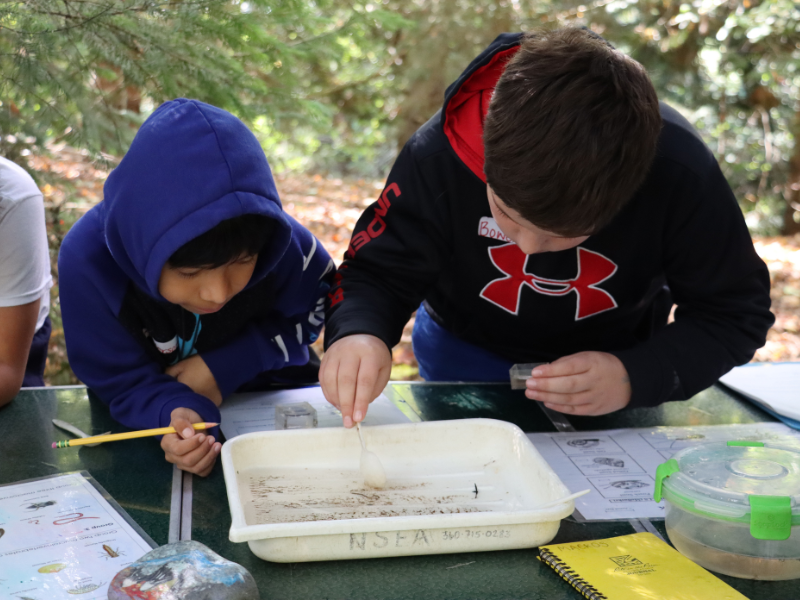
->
xmin=0 ymin=300 xmax=40 ymax=406
xmin=0 ymin=185 xmax=51 ymax=407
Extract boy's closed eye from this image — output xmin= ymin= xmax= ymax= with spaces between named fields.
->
xmin=175 ymin=255 xmax=254 ymax=279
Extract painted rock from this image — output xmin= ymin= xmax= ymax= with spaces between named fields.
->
xmin=108 ymin=540 xmax=259 ymax=600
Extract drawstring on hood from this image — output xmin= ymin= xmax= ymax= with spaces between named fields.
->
xmin=101 ymin=98 xmax=292 ymax=300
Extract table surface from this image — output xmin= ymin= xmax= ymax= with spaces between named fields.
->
xmin=0 ymin=382 xmax=792 ymax=599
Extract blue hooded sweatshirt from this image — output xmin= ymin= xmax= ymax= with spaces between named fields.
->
xmin=59 ymin=99 xmax=333 ymax=429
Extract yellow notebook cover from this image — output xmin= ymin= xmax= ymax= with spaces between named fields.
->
xmin=538 ymin=532 xmax=748 ymax=600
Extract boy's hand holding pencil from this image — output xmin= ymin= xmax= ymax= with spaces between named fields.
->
xmin=53 ymin=407 xmax=223 ymax=478
xmin=161 ymin=407 xmax=222 ymax=477
xmin=52 ymin=421 xmax=218 ymax=448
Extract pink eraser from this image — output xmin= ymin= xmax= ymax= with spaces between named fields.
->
xmin=51 ymin=442 xmax=57 ymax=448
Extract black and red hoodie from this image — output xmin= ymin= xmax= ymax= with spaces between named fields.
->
xmin=324 ymin=33 xmax=773 ymax=408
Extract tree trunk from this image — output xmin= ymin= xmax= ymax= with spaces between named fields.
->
xmin=783 ymin=109 xmax=800 ymax=235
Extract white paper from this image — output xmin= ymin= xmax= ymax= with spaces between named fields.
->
xmin=219 ymin=385 xmax=412 ymax=439
xmin=0 ymin=472 xmax=154 ymax=599
xmin=719 ymin=362 xmax=800 ymax=421
xmin=527 ymin=422 xmax=800 ymax=521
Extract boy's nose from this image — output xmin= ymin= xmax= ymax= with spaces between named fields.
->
xmin=199 ymin=274 xmax=230 ymax=304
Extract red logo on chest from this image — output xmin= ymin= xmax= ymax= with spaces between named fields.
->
xmin=479 ymin=243 xmax=618 ymax=320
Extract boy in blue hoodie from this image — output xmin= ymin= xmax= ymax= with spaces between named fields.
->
xmin=59 ymin=99 xmax=333 ymax=476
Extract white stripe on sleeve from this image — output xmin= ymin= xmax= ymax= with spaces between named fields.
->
xmin=273 ymin=334 xmax=289 ymax=362
xmin=302 ymin=236 xmax=318 ymax=272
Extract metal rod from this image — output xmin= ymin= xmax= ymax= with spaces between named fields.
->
xmin=168 ymin=465 xmax=182 ymax=543
xmin=180 ymin=471 xmax=193 ymax=541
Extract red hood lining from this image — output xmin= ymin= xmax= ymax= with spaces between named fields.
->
xmin=443 ymin=46 xmax=520 ymax=183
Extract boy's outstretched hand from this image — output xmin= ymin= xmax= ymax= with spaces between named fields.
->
xmin=320 ymin=334 xmax=392 ymax=428
xmin=161 ymin=407 xmax=221 ymax=477
xmin=166 ymin=355 xmax=222 ymax=406
xmin=525 ymin=351 xmax=631 ymax=416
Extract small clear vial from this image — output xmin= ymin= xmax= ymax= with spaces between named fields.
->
xmin=274 ymin=402 xmax=318 ymax=429
xmin=509 ymin=363 xmax=546 ymax=390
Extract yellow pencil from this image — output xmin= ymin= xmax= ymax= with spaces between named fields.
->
xmin=52 ymin=422 xmax=218 ymax=448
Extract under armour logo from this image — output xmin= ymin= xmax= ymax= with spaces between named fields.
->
xmin=479 ymin=243 xmax=618 ymax=320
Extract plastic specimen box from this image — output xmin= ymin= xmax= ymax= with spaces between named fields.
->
xmin=274 ymin=402 xmax=318 ymax=430
xmin=509 ymin=363 xmax=545 ymax=389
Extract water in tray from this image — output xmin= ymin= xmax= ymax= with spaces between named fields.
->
xmin=238 ymin=466 xmax=523 ymax=525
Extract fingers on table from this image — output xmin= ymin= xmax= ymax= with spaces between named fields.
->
xmin=164 ymin=433 xmax=220 ymax=476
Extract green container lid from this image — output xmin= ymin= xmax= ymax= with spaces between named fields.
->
xmin=654 ymin=441 xmax=800 ymax=541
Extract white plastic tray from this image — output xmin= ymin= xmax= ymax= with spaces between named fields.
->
xmin=221 ymin=418 xmax=573 ymax=562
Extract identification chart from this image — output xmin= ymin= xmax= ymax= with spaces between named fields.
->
xmin=219 ymin=385 xmax=413 ymax=439
xmin=527 ymin=422 xmax=800 ymax=521
xmin=0 ymin=472 xmax=154 ymax=599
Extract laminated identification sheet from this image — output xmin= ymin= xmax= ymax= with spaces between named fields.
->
xmin=219 ymin=385 xmax=413 ymax=439
xmin=0 ymin=472 xmax=155 ymax=599
xmin=527 ymin=422 xmax=800 ymax=521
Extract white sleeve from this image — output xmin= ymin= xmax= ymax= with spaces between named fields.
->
xmin=0 ymin=178 xmax=52 ymax=328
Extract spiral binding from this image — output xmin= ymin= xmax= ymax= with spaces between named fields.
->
xmin=539 ymin=548 xmax=609 ymax=600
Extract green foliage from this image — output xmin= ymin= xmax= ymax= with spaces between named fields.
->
xmin=519 ymin=0 xmax=800 ymax=234
xmin=0 ymin=1 xmax=406 ymax=160
xmin=3 ymin=1 xmax=799 ymax=231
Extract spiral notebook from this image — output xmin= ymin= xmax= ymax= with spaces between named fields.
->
xmin=538 ymin=533 xmax=748 ymax=600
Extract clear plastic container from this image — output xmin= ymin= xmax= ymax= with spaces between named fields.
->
xmin=509 ymin=363 xmax=545 ymax=390
xmin=274 ymin=402 xmax=317 ymax=429
xmin=655 ymin=441 xmax=800 ymax=580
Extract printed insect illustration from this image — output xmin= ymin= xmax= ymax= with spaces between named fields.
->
xmin=24 ymin=500 xmax=56 ymax=511
xmin=66 ymin=583 xmax=103 ymax=595
xmin=567 ymin=439 xmax=601 ymax=449
xmin=607 ymin=480 xmax=648 ymax=490
xmin=0 ymin=527 xmax=4 ymax=539
xmin=593 ymin=457 xmax=625 ymax=468
xmin=38 ymin=563 xmax=67 ymax=573
xmin=99 ymin=544 xmax=125 ymax=559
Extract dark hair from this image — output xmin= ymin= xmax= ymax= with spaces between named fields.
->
xmin=483 ymin=28 xmax=662 ymax=236
xmin=167 ymin=214 xmax=275 ymax=269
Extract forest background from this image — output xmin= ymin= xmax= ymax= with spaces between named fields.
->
xmin=1 ymin=0 xmax=798 ymax=384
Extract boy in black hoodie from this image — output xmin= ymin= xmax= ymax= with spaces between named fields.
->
xmin=320 ymin=28 xmax=773 ymax=427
